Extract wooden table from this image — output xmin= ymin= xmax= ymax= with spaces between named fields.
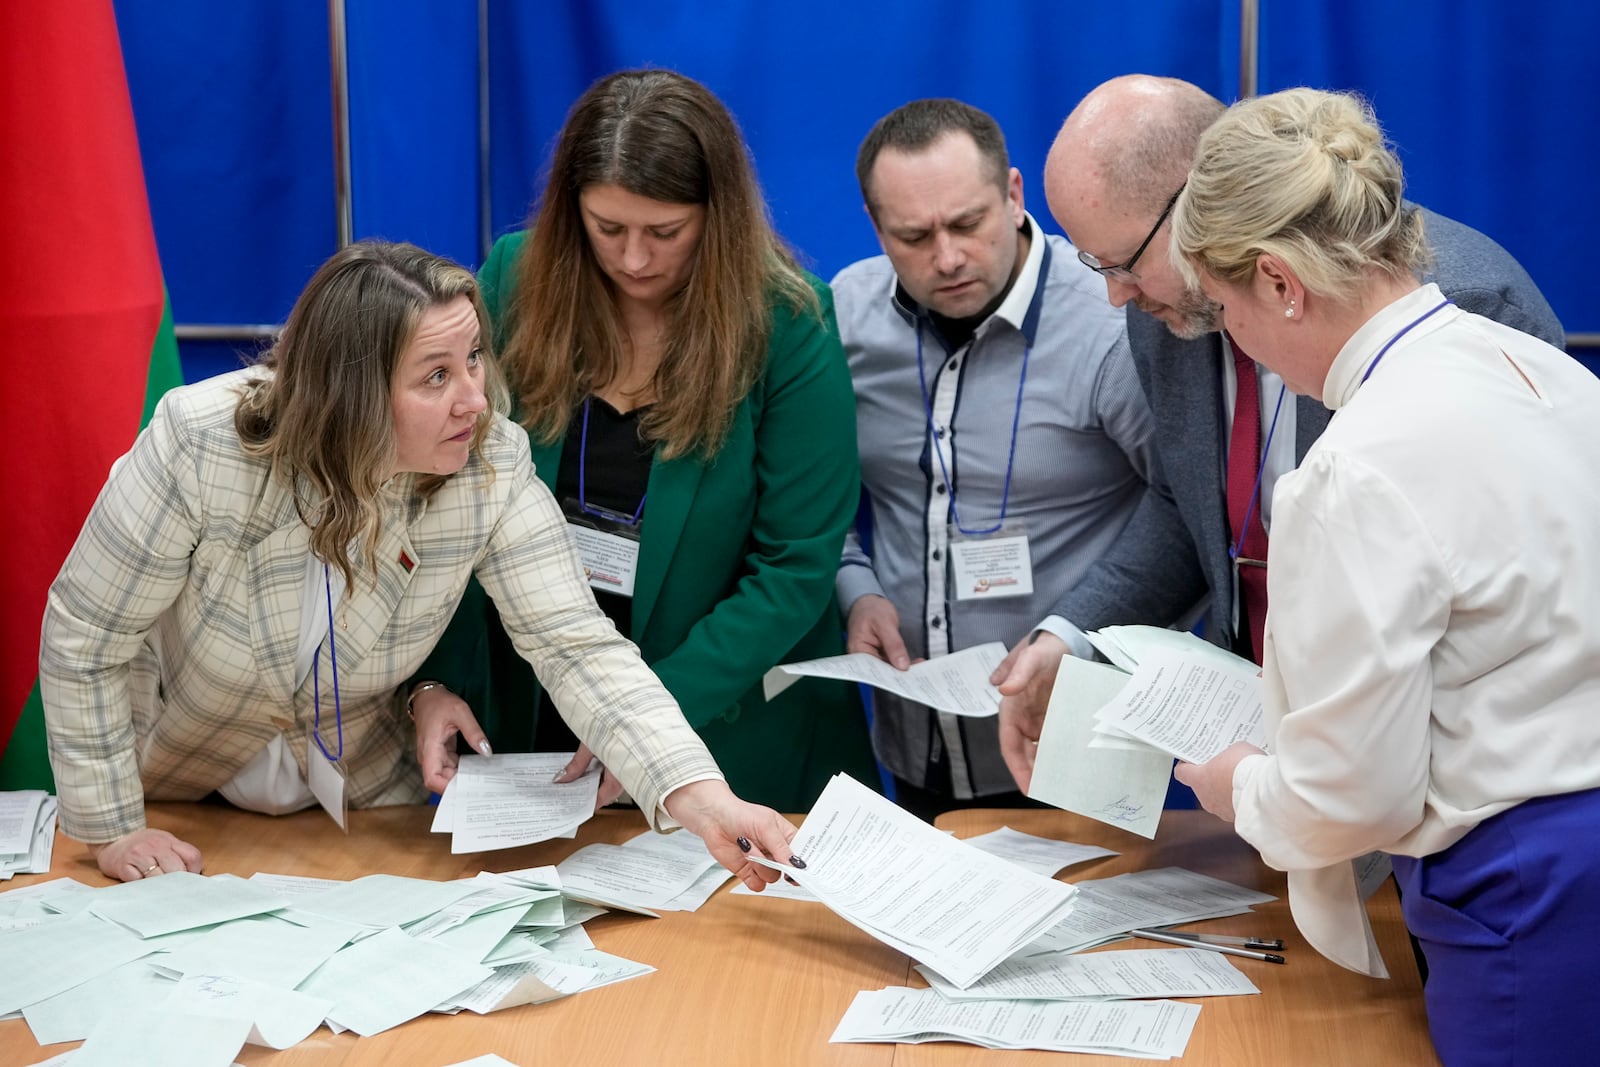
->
xmin=0 ymin=803 xmax=1437 ymax=1066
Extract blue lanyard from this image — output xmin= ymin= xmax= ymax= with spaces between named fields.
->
xmin=578 ymin=397 xmax=647 ymax=527
xmin=1228 ymin=377 xmax=1288 ymax=565
xmin=1361 ymin=299 xmax=1454 ymax=383
xmin=311 ymin=564 xmax=343 ymax=762
xmin=914 ymin=322 xmax=1030 ymax=536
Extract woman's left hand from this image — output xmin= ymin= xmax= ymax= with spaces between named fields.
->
xmin=662 ymin=780 xmax=798 ymax=891
xmin=1174 ymin=741 xmax=1266 ymax=823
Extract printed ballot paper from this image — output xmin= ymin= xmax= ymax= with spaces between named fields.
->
xmin=760 ymin=774 xmax=1077 ymax=988
xmin=1093 ymin=648 xmax=1267 ymax=764
xmin=832 ymin=987 xmax=1200 ymax=1057
xmin=0 ymin=790 xmax=57 ymax=879
xmin=1030 ymin=626 xmax=1267 ymax=835
xmin=430 ymin=753 xmax=599 ymax=853
xmin=1030 ymin=655 xmax=1174 ymax=839
xmin=763 ymin=642 xmax=1007 ymax=717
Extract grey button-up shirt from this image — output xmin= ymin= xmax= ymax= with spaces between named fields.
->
xmin=833 ymin=219 xmax=1158 ymax=797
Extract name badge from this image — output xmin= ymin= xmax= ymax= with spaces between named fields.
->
xmin=569 ymin=524 xmax=641 ymax=598
xmin=306 ymin=736 xmax=349 ymax=833
xmin=948 ymin=526 xmax=1033 ymax=600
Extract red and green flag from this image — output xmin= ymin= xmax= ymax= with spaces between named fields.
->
xmin=0 ymin=1 xmax=185 ymax=789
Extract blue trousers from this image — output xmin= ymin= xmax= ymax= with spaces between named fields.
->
xmin=1391 ymin=787 xmax=1600 ymax=1067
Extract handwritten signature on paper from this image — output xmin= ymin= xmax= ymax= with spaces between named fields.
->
xmin=1096 ymin=795 xmax=1146 ymax=823
xmin=194 ymin=974 xmax=241 ymax=999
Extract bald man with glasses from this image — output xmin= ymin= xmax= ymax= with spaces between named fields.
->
xmin=994 ymin=74 xmax=1566 ymax=793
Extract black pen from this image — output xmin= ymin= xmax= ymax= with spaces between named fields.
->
xmin=1129 ymin=927 xmax=1286 ymax=964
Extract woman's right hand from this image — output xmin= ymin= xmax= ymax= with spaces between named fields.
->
xmin=410 ymin=682 xmax=493 ymax=793
xmin=89 ymin=827 xmax=203 ymax=882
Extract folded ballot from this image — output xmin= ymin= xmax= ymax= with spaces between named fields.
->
xmin=759 ymin=773 xmax=1078 ymax=989
xmin=763 ymin=642 xmax=1007 ymax=717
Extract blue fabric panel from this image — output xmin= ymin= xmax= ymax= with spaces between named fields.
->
xmin=1260 ymin=0 xmax=1599 ymax=333
xmin=486 ymin=0 xmax=1228 ymax=280
xmin=347 ymin=0 xmax=481 ymax=268
xmin=113 ymin=1 xmax=334 ymax=329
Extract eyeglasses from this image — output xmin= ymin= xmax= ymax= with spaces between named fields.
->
xmin=1076 ymin=184 xmax=1185 ymax=282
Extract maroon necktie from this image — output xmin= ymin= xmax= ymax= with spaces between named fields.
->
xmin=1225 ymin=336 xmax=1270 ymax=664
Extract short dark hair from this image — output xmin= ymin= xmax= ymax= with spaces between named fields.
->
xmin=855 ymin=98 xmax=1009 ymax=217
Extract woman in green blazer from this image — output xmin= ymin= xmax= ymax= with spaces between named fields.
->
xmin=410 ymin=69 xmax=877 ymax=812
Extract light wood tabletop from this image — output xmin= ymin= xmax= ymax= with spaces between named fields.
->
xmin=0 ymin=801 xmax=1437 ymax=1066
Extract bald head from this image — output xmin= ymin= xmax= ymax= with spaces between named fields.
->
xmin=1046 ymin=75 xmax=1225 ymax=223
xmin=1045 ymin=76 xmax=1227 ymax=339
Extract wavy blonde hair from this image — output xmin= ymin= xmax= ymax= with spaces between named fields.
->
xmin=505 ymin=68 xmax=816 ymax=460
xmin=1170 ymin=88 xmax=1430 ymax=299
xmin=235 ymin=240 xmax=506 ymax=589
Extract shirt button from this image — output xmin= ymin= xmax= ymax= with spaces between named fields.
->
xmin=931 ymin=616 xmax=943 ymax=629
xmin=948 ymin=359 xmax=959 ymax=371
xmin=935 ymin=426 xmax=946 ymax=438
xmin=935 ymin=484 xmax=946 ymax=495
xmin=931 ymin=549 xmax=941 ymax=561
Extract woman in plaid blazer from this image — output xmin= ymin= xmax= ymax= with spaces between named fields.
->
xmin=39 ymin=240 xmax=796 ymax=886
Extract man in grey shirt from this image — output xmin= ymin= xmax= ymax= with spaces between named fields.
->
xmin=832 ymin=98 xmax=1158 ymax=820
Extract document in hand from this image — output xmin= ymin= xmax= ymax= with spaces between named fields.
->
xmin=430 ymin=753 xmax=599 ymax=853
xmin=769 ymin=774 xmax=1077 ymax=989
xmin=1093 ymin=648 xmax=1267 ymax=763
xmin=1031 ymin=626 xmax=1266 ymax=836
xmin=1030 ymin=655 xmax=1173 ymax=839
xmin=762 ymin=642 xmax=1007 ymax=717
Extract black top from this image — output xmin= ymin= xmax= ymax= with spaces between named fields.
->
xmin=535 ymin=396 xmax=655 ymax=752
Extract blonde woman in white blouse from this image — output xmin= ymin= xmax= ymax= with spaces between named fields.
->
xmin=1168 ymin=88 xmax=1600 ymax=1067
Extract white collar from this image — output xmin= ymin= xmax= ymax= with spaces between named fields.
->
xmin=1323 ymin=282 xmax=1452 ymax=409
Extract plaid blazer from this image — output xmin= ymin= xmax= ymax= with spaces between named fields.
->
xmin=40 ymin=370 xmax=721 ymax=843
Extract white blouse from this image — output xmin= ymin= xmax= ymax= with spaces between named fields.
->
xmin=1232 ymin=284 xmax=1600 ymax=975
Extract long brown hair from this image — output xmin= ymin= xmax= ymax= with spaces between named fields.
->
xmin=235 ymin=240 xmax=505 ymax=589
xmin=507 ymin=68 xmax=816 ymax=459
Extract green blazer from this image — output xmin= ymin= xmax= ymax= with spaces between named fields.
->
xmin=416 ymin=231 xmax=878 ymax=811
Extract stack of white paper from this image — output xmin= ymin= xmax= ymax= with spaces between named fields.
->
xmin=1093 ymin=649 xmax=1267 ymax=763
xmin=962 ymin=826 xmax=1118 ymax=876
xmin=0 ymin=790 xmax=57 ymax=879
xmin=1026 ymin=867 xmax=1276 ymax=955
xmin=555 ymin=829 xmax=727 ymax=913
xmin=763 ymin=642 xmax=1008 ymax=717
xmin=917 ymin=947 xmax=1259 ymax=1001
xmin=735 ymin=826 xmax=1116 ymax=903
xmin=1085 ymin=625 xmax=1257 ymax=675
xmin=831 ymin=986 xmax=1199 ymax=1057
xmin=430 ymin=753 xmax=599 ymax=853
xmin=1030 ymin=626 xmax=1264 ymax=837
xmin=766 ymin=774 xmax=1078 ymax=989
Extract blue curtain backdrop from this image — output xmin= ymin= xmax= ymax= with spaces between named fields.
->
xmin=1258 ymin=0 xmax=1600 ymax=363
xmin=113 ymin=0 xmax=1595 ymax=383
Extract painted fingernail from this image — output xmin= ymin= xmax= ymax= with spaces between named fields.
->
xmin=478 ymin=740 xmax=492 ymax=756
xmin=736 ymin=837 xmax=752 ymax=853
xmin=789 ymin=855 xmax=807 ymax=869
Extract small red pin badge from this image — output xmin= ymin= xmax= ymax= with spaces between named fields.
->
xmin=399 ymin=550 xmax=415 ymax=573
